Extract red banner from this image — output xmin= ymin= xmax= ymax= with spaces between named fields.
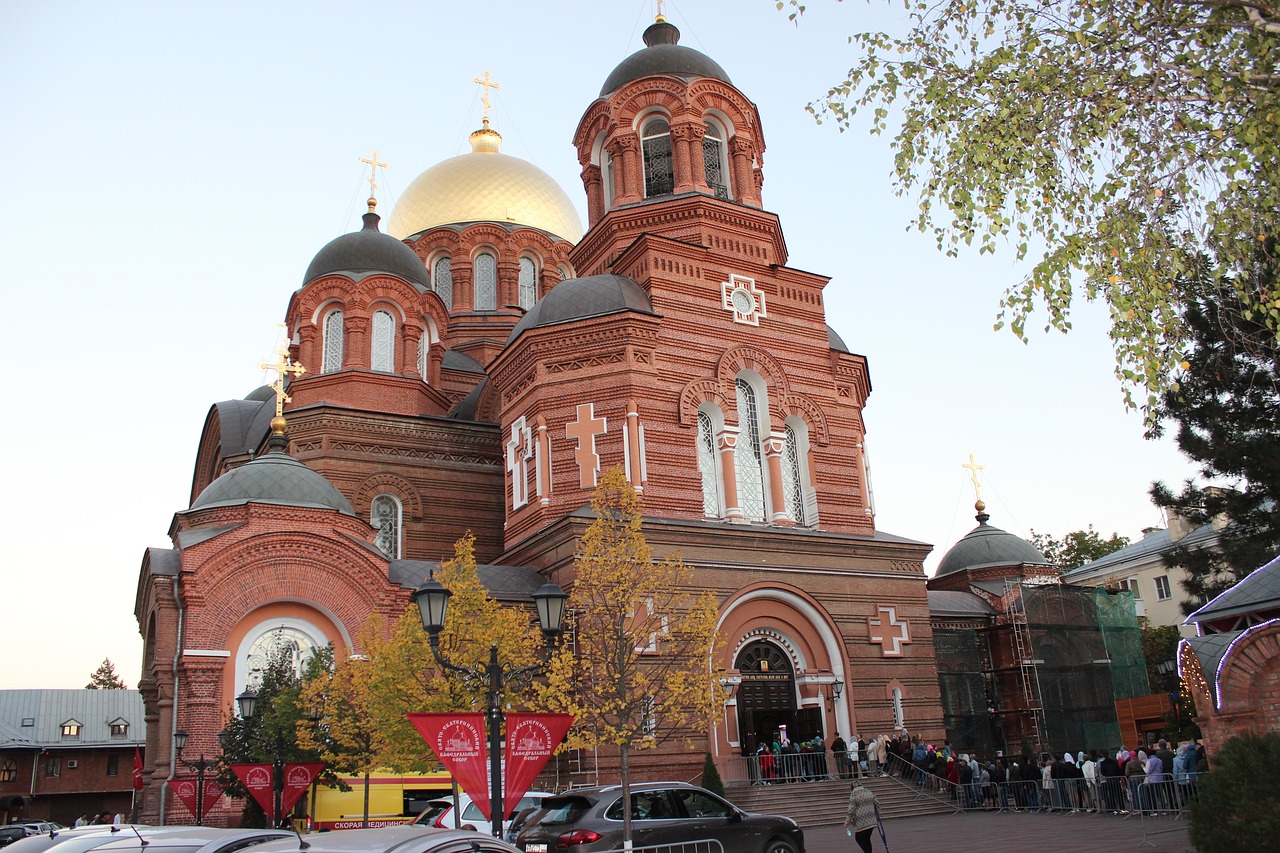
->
xmin=167 ymin=777 xmax=222 ymax=819
xmin=132 ymin=747 xmax=144 ymax=791
xmin=281 ymin=762 xmax=325 ymax=815
xmin=231 ymin=763 xmax=276 ymax=818
xmin=504 ymin=713 xmax=573 ymax=809
xmin=407 ymin=713 xmax=490 ymax=820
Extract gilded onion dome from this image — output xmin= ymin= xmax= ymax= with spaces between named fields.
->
xmin=388 ymin=123 xmax=583 ymax=243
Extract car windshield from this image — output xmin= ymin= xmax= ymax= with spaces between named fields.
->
xmin=533 ymin=796 xmax=592 ymax=826
xmin=413 ymin=801 xmax=451 ymax=826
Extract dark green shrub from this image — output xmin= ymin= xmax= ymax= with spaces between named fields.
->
xmin=1188 ymin=731 xmax=1280 ymax=853
xmin=700 ymin=753 xmax=726 ymax=798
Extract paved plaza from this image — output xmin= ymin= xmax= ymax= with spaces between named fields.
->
xmin=803 ymin=811 xmax=1194 ymax=853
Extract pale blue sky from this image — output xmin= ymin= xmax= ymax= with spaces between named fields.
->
xmin=0 ymin=0 xmax=1196 ymax=689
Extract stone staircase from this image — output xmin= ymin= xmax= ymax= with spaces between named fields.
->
xmin=725 ymin=774 xmax=958 ymax=829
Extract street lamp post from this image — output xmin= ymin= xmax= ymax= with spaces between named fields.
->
xmin=172 ymin=731 xmax=214 ymax=825
xmin=234 ymin=689 xmax=288 ymax=828
xmin=412 ymin=576 xmax=567 ymax=839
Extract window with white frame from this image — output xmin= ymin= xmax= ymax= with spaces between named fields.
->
xmin=892 ymin=687 xmax=905 ymax=729
xmin=1125 ymin=577 xmax=1142 ymax=599
xmin=518 ymin=256 xmax=538 ymax=310
xmin=61 ymin=721 xmax=81 ymax=738
xmin=697 ymin=409 xmax=721 ymax=517
xmin=371 ymin=309 xmax=395 ymax=372
xmin=734 ymin=378 xmax=767 ymax=522
xmin=702 ymin=120 xmax=731 ymax=199
xmin=321 ymin=309 xmax=344 ymax=373
xmin=781 ymin=422 xmax=806 ymax=526
xmin=109 ymin=719 xmax=128 ymax=737
xmin=474 ymin=252 xmax=497 ymax=311
xmin=1154 ymin=575 xmax=1172 ymax=600
xmin=432 ymin=256 xmax=453 ymax=309
xmin=371 ymin=494 xmax=401 ymax=559
xmin=417 ymin=336 xmax=429 ymax=382
xmin=641 ymin=116 xmax=673 ymax=197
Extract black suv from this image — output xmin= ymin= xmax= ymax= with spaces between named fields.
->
xmin=515 ymin=781 xmax=803 ymax=853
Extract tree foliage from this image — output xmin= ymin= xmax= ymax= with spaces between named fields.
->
xmin=789 ymin=0 xmax=1280 ymax=419
xmin=1028 ymin=526 xmax=1130 ymax=570
xmin=1151 ymin=274 xmax=1280 ymax=612
xmin=1189 ymin=731 xmax=1280 ymax=852
xmin=538 ymin=468 xmax=720 ymax=842
xmin=86 ymin=657 xmax=126 ymax=690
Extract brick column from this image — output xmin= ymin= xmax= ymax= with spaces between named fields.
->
xmin=763 ymin=433 xmax=790 ymax=524
xmin=717 ymin=428 xmax=743 ymax=521
xmin=671 ymin=122 xmax=701 ymax=195
xmin=581 ymin=163 xmax=603 ymax=225
xmin=402 ymin=325 xmax=423 ymax=378
xmin=611 ymin=134 xmax=643 ymax=205
xmin=343 ymin=315 xmax=369 ymax=370
xmin=731 ymin=137 xmax=758 ymax=206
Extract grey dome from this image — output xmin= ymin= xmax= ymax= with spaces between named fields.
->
xmin=827 ymin=325 xmax=850 ymax=353
xmin=303 ymin=211 xmax=428 ymax=289
xmin=600 ymin=21 xmax=732 ymax=96
xmin=934 ymin=513 xmax=1048 ymax=577
xmin=191 ymin=435 xmax=354 ymax=515
xmin=507 ymin=274 xmax=656 ymax=343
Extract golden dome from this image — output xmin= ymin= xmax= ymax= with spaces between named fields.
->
xmin=388 ymin=124 xmax=583 ymax=242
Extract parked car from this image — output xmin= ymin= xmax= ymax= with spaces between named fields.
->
xmin=0 ymin=827 xmax=28 ymax=848
xmin=514 ymin=782 xmax=804 ymax=853
xmin=412 ymin=792 xmax=552 ymax=839
xmin=0 ymin=827 xmax=171 ymax=853
xmin=253 ymin=826 xmax=519 ymax=853
xmin=30 ymin=828 xmax=293 ymax=853
xmin=16 ymin=826 xmax=60 ymax=838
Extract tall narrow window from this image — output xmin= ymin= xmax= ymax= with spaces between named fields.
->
xmin=734 ymin=379 xmax=766 ymax=522
xmin=474 ymin=252 xmax=497 ymax=311
xmin=371 ymin=494 xmax=401 ymax=559
xmin=371 ymin=309 xmax=395 ymax=372
xmin=2 ymin=759 xmax=18 ymax=782
xmin=604 ymin=151 xmax=616 ymax=206
xmin=322 ymin=309 xmax=344 ymax=373
xmin=432 ymin=256 xmax=453 ymax=309
xmin=641 ymin=117 xmax=673 ymax=197
xmin=781 ymin=423 xmax=805 ymax=525
xmin=518 ymin=257 xmax=538 ymax=310
xmin=697 ymin=411 xmax=721 ymax=517
xmin=892 ymin=687 xmax=905 ymax=729
xmin=703 ymin=121 xmax=730 ymax=199
xmin=417 ymin=336 xmax=429 ymax=382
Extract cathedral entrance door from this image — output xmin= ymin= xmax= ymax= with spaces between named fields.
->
xmin=734 ymin=639 xmax=798 ymax=755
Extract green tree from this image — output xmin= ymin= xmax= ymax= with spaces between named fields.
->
xmin=1141 ymin=625 xmax=1200 ymax=742
xmin=787 ymin=0 xmax=1280 ymax=420
xmin=86 ymin=658 xmax=126 ymax=690
xmin=539 ymin=468 xmax=720 ymax=846
xmin=1151 ymin=274 xmax=1280 ymax=612
xmin=1028 ymin=527 xmax=1130 ymax=571
xmin=1189 ymin=731 xmax=1280 ymax=852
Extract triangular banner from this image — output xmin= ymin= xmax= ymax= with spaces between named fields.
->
xmin=230 ymin=763 xmax=276 ymax=819
xmin=407 ymin=713 xmax=490 ymax=820
xmin=281 ymin=762 xmax=325 ymax=815
xmin=167 ymin=777 xmax=222 ymax=820
xmin=504 ymin=713 xmax=573 ymax=809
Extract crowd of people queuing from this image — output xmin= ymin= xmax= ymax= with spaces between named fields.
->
xmin=749 ymin=729 xmax=1210 ymax=817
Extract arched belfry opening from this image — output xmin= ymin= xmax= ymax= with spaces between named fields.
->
xmin=734 ymin=638 xmax=821 ymax=754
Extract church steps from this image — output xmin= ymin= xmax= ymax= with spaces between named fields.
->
xmin=725 ymin=775 xmax=957 ymax=829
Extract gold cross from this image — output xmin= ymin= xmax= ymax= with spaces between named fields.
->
xmin=473 ymin=71 xmax=500 ymax=122
xmin=961 ymin=452 xmax=986 ymax=503
xmin=655 ymin=0 xmax=666 ymax=22
xmin=259 ymin=330 xmax=307 ymax=420
xmin=359 ymin=150 xmax=388 ymax=201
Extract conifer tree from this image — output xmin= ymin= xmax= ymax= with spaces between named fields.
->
xmin=86 ymin=658 xmax=126 ymax=690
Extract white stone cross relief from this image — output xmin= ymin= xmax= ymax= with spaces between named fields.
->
xmin=506 ymin=416 xmax=533 ymax=509
xmin=868 ymin=604 xmax=911 ymax=656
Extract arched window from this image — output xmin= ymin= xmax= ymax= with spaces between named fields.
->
xmin=518 ymin=256 xmax=538 ymax=310
xmin=641 ymin=116 xmax=673 ymax=197
xmin=417 ymin=336 xmax=429 ymax=382
xmin=703 ymin=120 xmax=731 ymax=199
xmin=697 ymin=409 xmax=721 ymax=517
xmin=778 ymin=422 xmax=808 ymax=522
xmin=734 ymin=378 xmax=767 ymax=522
xmin=892 ymin=687 xmax=905 ymax=729
xmin=604 ymin=150 xmax=616 ymax=207
xmin=321 ymin=309 xmax=344 ymax=373
xmin=371 ymin=494 xmax=401 ymax=559
xmin=432 ymin=256 xmax=453 ymax=309
xmin=474 ymin=252 xmax=497 ymax=311
xmin=371 ymin=309 xmax=395 ymax=372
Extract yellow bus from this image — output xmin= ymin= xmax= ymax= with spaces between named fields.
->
xmin=308 ymin=771 xmax=454 ymax=831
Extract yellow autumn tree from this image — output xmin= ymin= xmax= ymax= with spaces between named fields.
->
xmin=362 ymin=532 xmax=546 ymax=771
xmin=539 ymin=467 xmax=720 ymax=843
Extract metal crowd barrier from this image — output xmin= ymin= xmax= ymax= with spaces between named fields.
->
xmin=596 ymin=840 xmax=724 ymax=853
xmin=720 ymin=751 xmax=841 ymax=787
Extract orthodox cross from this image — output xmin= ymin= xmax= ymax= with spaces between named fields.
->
xmin=962 ymin=452 xmax=986 ymax=503
xmin=473 ymin=71 xmax=500 ymax=122
xmin=655 ymin=0 xmax=666 ymax=22
xmin=868 ymin=605 xmax=911 ymax=656
xmin=359 ymin=150 xmax=388 ymax=203
xmin=565 ymin=403 xmax=607 ymax=489
xmin=259 ymin=335 xmax=306 ymax=419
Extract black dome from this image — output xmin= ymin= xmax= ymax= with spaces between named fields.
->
xmin=600 ymin=21 xmax=732 ymax=96
xmin=190 ymin=435 xmax=354 ymax=515
xmin=507 ymin=274 xmax=656 ymax=344
xmin=934 ymin=512 xmax=1049 ymax=577
xmin=303 ymin=211 xmax=428 ymax=289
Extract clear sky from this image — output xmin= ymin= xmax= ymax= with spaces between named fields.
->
xmin=0 ymin=0 xmax=1198 ymax=690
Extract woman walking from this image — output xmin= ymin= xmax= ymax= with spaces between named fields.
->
xmin=844 ymin=784 xmax=882 ymax=853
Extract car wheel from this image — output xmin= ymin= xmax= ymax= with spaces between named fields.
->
xmin=762 ymin=838 xmax=797 ymax=853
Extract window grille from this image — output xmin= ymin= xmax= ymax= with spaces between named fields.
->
xmin=782 ymin=424 xmax=805 ymax=525
xmin=518 ymin=257 xmax=538 ymax=309
xmin=703 ymin=122 xmax=730 ymax=199
xmin=417 ymin=337 xmax=429 ymax=381
xmin=321 ymin=309 xmax=344 ymax=373
xmin=371 ymin=309 xmax=395 ymax=372
xmin=734 ymin=380 xmax=766 ymax=522
xmin=432 ymin=256 xmax=453 ymax=309
xmin=371 ymin=494 xmax=400 ymax=559
xmin=474 ymin=252 xmax=497 ymax=311
xmin=642 ymin=118 xmax=673 ymax=197
xmin=697 ymin=412 xmax=720 ymax=517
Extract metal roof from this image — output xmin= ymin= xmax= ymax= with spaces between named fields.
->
xmin=600 ymin=21 xmax=732 ymax=96
xmin=0 ymin=690 xmax=145 ymax=748
xmin=928 ymin=590 xmax=997 ymax=617
xmin=1186 ymin=552 xmax=1280 ymax=624
xmin=506 ymin=274 xmax=656 ymax=345
xmin=303 ymin=211 xmax=428 ymax=290
xmin=934 ymin=519 xmax=1049 ymax=577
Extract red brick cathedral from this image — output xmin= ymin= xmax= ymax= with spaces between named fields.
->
xmin=135 ymin=17 xmax=944 ymax=822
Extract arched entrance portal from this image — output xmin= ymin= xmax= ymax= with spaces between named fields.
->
xmin=734 ymin=639 xmax=821 ymax=754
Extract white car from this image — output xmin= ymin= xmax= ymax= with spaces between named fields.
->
xmin=412 ymin=792 xmax=552 ymax=839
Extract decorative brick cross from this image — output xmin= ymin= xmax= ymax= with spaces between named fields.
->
xmin=868 ymin=605 xmax=911 ymax=656
xmin=565 ymin=403 xmax=607 ymax=488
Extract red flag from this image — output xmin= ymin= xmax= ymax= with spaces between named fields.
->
xmin=167 ymin=778 xmax=222 ymax=819
xmin=280 ymin=762 xmax=325 ymax=815
xmin=231 ymin=763 xmax=276 ymax=818
xmin=504 ymin=714 xmax=573 ymax=809
xmin=407 ymin=713 xmax=490 ymax=820
xmin=132 ymin=746 xmax=144 ymax=791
